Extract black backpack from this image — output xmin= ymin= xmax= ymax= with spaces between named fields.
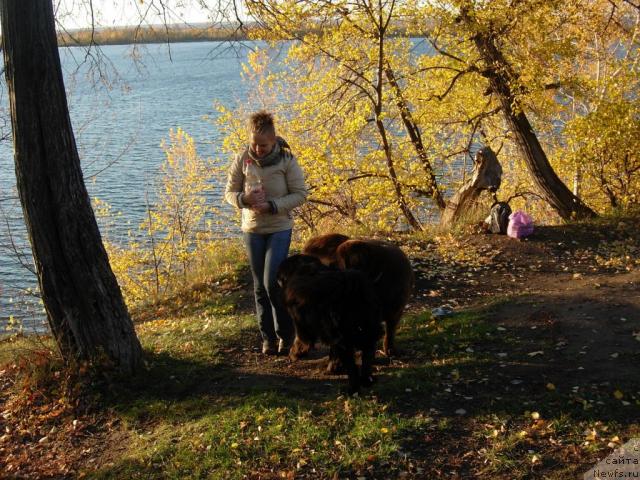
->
xmin=489 ymin=202 xmax=511 ymax=234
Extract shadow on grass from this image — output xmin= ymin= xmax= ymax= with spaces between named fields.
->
xmin=88 ymin=291 xmax=640 ymax=480
xmin=104 ymin=292 xmax=640 ymax=428
xmin=101 ymin=322 xmax=342 ymax=426
xmin=377 ymin=294 xmax=640 ymax=422
xmin=370 ymin=294 xmax=640 ymax=479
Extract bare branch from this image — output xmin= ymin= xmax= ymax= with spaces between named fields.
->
xmin=427 ymin=37 xmax=467 ymax=66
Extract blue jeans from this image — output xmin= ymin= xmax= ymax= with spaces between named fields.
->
xmin=243 ymin=229 xmax=294 ymax=344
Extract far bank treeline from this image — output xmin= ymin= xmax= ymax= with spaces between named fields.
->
xmin=57 ymin=23 xmax=251 ymax=45
xmin=55 ymin=23 xmax=417 ymax=46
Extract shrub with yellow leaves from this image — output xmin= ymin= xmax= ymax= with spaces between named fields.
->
xmin=97 ymin=128 xmax=228 ymax=306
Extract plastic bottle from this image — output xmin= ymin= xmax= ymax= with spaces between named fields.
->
xmin=244 ymin=159 xmax=264 ymax=202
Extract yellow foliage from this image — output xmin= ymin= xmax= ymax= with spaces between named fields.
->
xmin=220 ymin=2 xmax=455 ymax=232
xmin=96 ymin=128 xmax=231 ymax=306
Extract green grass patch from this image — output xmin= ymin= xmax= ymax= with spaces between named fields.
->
xmin=92 ymin=392 xmax=422 ymax=479
xmin=0 ymin=333 xmax=56 ymax=365
xmin=2 ymin=285 xmax=638 ymax=479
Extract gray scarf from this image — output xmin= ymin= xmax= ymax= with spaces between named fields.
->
xmin=247 ymin=137 xmax=291 ymax=167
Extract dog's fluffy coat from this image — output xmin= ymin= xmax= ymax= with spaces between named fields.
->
xmin=302 ymin=234 xmax=414 ymax=356
xmin=277 ymin=254 xmax=383 ymax=394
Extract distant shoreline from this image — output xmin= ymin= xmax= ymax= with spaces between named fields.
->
xmin=57 ymin=24 xmax=253 ymax=47
xmin=56 ymin=23 xmax=420 ymax=47
xmin=59 ymin=36 xmax=250 ymax=47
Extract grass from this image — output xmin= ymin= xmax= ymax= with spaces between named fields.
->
xmin=0 ymin=333 xmax=56 ymax=365
xmin=63 ymin=302 xmax=632 ymax=479
xmin=94 ymin=393 xmax=412 ymax=479
xmin=2 ymin=291 xmax=636 ymax=478
xmin=93 ymin=298 xmax=416 ymax=479
xmin=2 ymin=221 xmax=640 ymax=478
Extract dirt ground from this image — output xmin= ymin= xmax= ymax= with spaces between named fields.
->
xmin=1 ymin=219 xmax=639 ymax=478
xmin=218 ymin=221 xmax=640 ymax=478
xmin=231 ymin=221 xmax=640 ymax=390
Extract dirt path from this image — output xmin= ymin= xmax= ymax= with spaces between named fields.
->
xmin=206 ymin=222 xmax=639 ymax=478
xmin=1 ymin=220 xmax=638 ymax=479
xmin=222 ymin=221 xmax=640 ymax=405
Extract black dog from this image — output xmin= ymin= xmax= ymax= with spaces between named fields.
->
xmin=277 ymin=254 xmax=383 ymax=394
xmin=303 ymin=234 xmax=414 ymax=357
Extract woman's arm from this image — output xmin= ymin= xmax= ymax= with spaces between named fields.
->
xmin=272 ymin=156 xmax=308 ymax=213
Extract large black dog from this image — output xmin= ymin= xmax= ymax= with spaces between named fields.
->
xmin=303 ymin=234 xmax=414 ymax=357
xmin=277 ymin=254 xmax=383 ymax=394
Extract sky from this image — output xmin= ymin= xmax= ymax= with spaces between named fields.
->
xmin=56 ymin=0 xmax=236 ymax=29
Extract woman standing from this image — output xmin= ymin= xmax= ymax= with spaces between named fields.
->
xmin=224 ymin=111 xmax=308 ymax=355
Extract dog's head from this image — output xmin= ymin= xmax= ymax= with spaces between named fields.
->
xmin=336 ymin=240 xmax=371 ymax=269
xmin=302 ymin=233 xmax=350 ymax=266
xmin=277 ymin=254 xmax=326 ymax=289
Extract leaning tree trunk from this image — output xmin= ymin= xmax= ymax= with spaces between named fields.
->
xmin=440 ymin=146 xmax=502 ymax=228
xmin=1 ymin=0 xmax=143 ymax=373
xmin=466 ymin=19 xmax=596 ymax=221
xmin=384 ymin=65 xmax=447 ymax=211
xmin=373 ymin=18 xmax=421 ymax=231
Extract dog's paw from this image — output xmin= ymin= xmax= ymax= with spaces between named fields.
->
xmin=289 ymin=338 xmax=311 ymax=360
xmin=340 ymin=385 xmax=360 ymax=397
xmin=380 ymin=346 xmax=401 ymax=358
xmin=289 ymin=352 xmax=300 ymax=361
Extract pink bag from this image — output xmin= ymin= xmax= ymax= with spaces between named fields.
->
xmin=507 ymin=211 xmax=534 ymax=239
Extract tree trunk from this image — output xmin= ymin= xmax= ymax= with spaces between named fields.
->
xmin=440 ymin=146 xmax=502 ymax=228
xmin=373 ymin=116 xmax=422 ymax=230
xmin=384 ymin=65 xmax=447 ymax=211
xmin=1 ymin=0 xmax=143 ymax=373
xmin=373 ymin=18 xmax=421 ymax=231
xmin=466 ymin=17 xmax=596 ymax=221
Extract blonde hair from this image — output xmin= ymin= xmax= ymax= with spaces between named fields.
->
xmin=248 ymin=110 xmax=276 ymax=136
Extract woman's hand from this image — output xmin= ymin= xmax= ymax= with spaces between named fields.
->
xmin=250 ymin=202 xmax=271 ymax=214
xmin=243 ymin=186 xmax=265 ymax=206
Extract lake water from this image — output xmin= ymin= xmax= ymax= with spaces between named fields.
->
xmin=0 ymin=41 xmax=254 ymax=332
xmin=0 ymin=39 xmax=461 ymax=333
